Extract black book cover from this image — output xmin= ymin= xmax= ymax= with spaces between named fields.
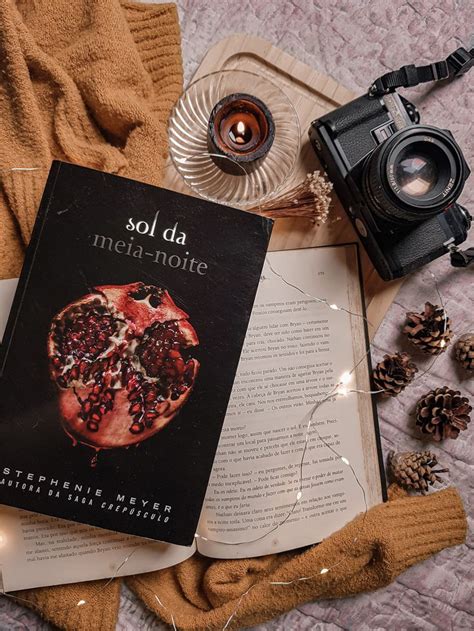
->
xmin=0 ymin=161 xmax=273 ymax=545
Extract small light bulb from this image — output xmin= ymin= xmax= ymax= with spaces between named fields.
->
xmin=440 ymin=339 xmax=446 ymax=348
xmin=340 ymin=371 xmax=352 ymax=385
xmin=296 ymin=491 xmax=302 ymax=501
xmin=329 ymin=303 xmax=339 ymax=310
xmin=341 ymin=456 xmax=350 ymax=465
xmin=77 ymin=600 xmax=86 ymax=607
xmin=320 ymin=568 xmax=329 ymax=574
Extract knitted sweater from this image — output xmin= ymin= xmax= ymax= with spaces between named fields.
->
xmin=0 ymin=2 xmax=467 ymax=630
xmin=0 ymin=0 xmax=182 ymax=279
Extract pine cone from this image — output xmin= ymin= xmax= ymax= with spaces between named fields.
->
xmin=373 ymin=352 xmax=418 ymax=397
xmin=389 ymin=450 xmax=448 ymax=494
xmin=454 ymin=333 xmax=474 ymax=372
xmin=403 ymin=302 xmax=452 ymax=355
xmin=416 ymin=386 xmax=471 ymax=441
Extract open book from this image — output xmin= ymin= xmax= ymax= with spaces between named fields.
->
xmin=0 ymin=244 xmax=385 ymax=591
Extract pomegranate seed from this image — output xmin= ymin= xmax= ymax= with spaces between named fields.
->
xmin=129 ymin=402 xmax=141 ymax=415
xmin=91 ymin=412 xmax=101 ymax=422
xmin=87 ymin=421 xmax=99 ymax=432
xmin=83 ymin=401 xmax=92 ymax=413
xmin=129 ymin=422 xmax=144 ymax=434
xmin=127 ymin=378 xmax=138 ymax=392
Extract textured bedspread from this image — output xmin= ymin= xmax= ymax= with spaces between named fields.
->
xmin=0 ymin=0 xmax=472 ymax=629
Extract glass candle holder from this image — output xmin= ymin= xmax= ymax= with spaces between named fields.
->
xmin=168 ymin=69 xmax=300 ymax=208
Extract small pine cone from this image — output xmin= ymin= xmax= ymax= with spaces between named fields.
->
xmin=416 ymin=386 xmax=471 ymax=441
xmin=454 ymin=333 xmax=474 ymax=372
xmin=373 ymin=352 xmax=418 ymax=397
xmin=403 ymin=302 xmax=452 ymax=355
xmin=389 ymin=450 xmax=449 ymax=494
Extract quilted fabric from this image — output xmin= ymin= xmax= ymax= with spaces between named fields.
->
xmin=1 ymin=0 xmax=472 ymax=629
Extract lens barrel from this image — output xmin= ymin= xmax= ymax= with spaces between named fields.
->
xmin=363 ymin=126 xmax=468 ymax=225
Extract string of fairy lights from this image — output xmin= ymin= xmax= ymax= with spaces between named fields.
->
xmin=0 ymin=167 xmax=457 ymax=630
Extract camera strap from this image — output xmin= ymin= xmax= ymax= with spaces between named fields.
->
xmin=369 ymin=46 xmax=474 ymax=96
xmin=450 ymin=246 xmax=474 ymax=268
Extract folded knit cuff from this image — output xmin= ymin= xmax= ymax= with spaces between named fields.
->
xmin=1 ymin=168 xmax=51 ymax=243
xmin=382 ymin=487 xmax=467 ymax=575
xmin=122 ymin=2 xmax=183 ymax=99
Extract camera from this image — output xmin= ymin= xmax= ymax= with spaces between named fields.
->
xmin=309 ymin=48 xmax=473 ymax=281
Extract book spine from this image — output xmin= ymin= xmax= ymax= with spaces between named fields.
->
xmin=0 ymin=161 xmax=62 ymax=376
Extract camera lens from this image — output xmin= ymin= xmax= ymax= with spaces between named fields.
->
xmin=395 ymin=148 xmax=438 ymax=197
xmin=363 ymin=126 xmax=467 ymax=225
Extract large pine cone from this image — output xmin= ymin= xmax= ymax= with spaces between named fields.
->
xmin=454 ymin=333 xmax=474 ymax=372
xmin=416 ymin=386 xmax=471 ymax=441
xmin=403 ymin=302 xmax=452 ymax=355
xmin=389 ymin=450 xmax=448 ymax=494
xmin=373 ymin=352 xmax=417 ymax=397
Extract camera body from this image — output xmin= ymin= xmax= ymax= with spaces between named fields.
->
xmin=309 ymin=91 xmax=471 ymax=280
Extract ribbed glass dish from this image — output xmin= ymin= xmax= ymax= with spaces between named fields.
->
xmin=168 ymin=70 xmax=300 ymax=208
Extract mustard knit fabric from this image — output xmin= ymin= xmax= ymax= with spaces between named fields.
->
xmin=16 ymin=486 xmax=466 ymax=630
xmin=0 ymin=0 xmax=182 ymax=279
xmin=0 ymin=2 xmax=467 ymax=630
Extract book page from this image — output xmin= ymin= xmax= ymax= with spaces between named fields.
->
xmin=197 ymin=246 xmax=383 ymax=559
xmin=0 ymin=504 xmax=195 ymax=592
xmin=0 ymin=280 xmax=194 ymax=592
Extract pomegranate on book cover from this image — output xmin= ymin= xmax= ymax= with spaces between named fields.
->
xmin=0 ymin=161 xmax=272 ymax=546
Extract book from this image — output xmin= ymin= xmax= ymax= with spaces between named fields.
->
xmin=0 ymin=243 xmax=385 ymax=591
xmin=0 ymin=161 xmax=272 ymax=547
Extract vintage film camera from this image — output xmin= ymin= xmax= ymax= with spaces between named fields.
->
xmin=310 ymin=46 xmax=474 ymax=280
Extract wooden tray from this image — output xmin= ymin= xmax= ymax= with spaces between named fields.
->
xmin=162 ymin=35 xmax=402 ymax=338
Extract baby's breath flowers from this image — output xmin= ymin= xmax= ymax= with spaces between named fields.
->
xmin=253 ymin=171 xmax=334 ymax=224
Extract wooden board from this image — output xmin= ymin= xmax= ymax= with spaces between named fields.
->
xmin=162 ymin=34 xmax=402 ymax=339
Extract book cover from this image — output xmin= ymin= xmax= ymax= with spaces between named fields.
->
xmin=0 ymin=161 xmax=273 ymax=546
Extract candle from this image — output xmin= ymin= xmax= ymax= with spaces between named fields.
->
xmin=207 ymin=93 xmax=275 ymax=174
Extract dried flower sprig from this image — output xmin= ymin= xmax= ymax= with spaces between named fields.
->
xmin=252 ymin=171 xmax=333 ymax=224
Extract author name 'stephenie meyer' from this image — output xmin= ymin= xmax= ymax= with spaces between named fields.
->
xmin=1 ymin=468 xmax=172 ymax=522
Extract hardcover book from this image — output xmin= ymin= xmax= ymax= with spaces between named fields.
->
xmin=0 ymin=161 xmax=273 ymax=546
